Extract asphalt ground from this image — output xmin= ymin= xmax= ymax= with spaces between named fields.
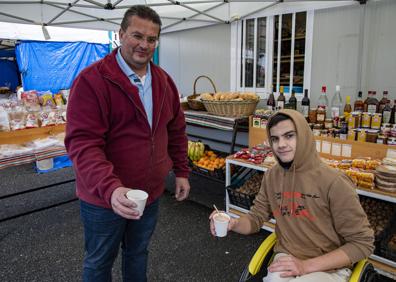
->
xmin=0 ymin=164 xmax=267 ymax=282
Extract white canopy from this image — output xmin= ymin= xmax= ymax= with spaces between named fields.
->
xmin=0 ymin=0 xmax=357 ymax=34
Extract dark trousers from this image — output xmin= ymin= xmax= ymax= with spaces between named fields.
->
xmin=80 ymin=199 xmax=159 ymax=282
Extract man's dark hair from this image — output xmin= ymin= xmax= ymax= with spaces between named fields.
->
xmin=267 ymin=113 xmax=292 ymax=130
xmin=121 ymin=5 xmax=162 ymax=33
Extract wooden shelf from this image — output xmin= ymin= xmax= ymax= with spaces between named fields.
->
xmin=0 ymin=124 xmax=66 ymax=145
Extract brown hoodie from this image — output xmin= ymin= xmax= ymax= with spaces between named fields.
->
xmin=246 ymin=109 xmax=374 ymax=264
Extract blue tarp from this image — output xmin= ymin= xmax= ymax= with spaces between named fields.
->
xmin=16 ymin=41 xmax=108 ymax=93
xmin=0 ymin=59 xmax=19 ymax=92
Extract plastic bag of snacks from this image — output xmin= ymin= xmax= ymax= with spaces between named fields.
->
xmin=0 ymin=106 xmax=10 ymax=132
xmin=38 ymin=91 xmax=55 ymax=107
xmin=54 ymin=93 xmax=65 ymax=106
xmin=59 ymin=89 xmax=70 ymax=104
xmin=8 ymin=105 xmax=27 ymax=130
xmin=54 ymin=107 xmax=66 ymax=125
xmin=25 ymin=111 xmax=40 ymax=128
xmin=21 ymin=90 xmax=40 ymax=110
xmin=39 ymin=107 xmax=56 ymax=127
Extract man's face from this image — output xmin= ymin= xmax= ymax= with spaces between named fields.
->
xmin=269 ymin=119 xmax=297 ymax=163
xmin=119 ymin=15 xmax=160 ymax=70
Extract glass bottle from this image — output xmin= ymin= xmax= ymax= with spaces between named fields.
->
xmin=331 ymin=85 xmax=343 ymax=119
xmin=363 ymin=91 xmax=371 ymax=112
xmin=390 ymin=100 xmax=396 ymax=124
xmin=317 ymin=85 xmax=328 ymax=112
xmin=288 ymin=90 xmax=297 ymax=110
xmin=382 ymin=100 xmax=392 ymax=124
xmin=354 ymin=91 xmax=364 ymax=112
xmin=301 ymin=89 xmax=310 ymax=120
xmin=379 ymin=90 xmax=390 ymax=113
xmin=366 ymin=91 xmax=379 ymax=114
xmin=344 ymin=96 xmax=352 ymax=118
xmin=267 ymin=91 xmax=275 ymax=111
xmin=277 ymin=86 xmax=285 ymax=109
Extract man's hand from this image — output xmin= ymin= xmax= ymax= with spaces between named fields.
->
xmin=268 ymin=255 xmax=308 ymax=277
xmin=175 ymin=177 xmax=190 ymax=201
xmin=110 ymin=187 xmax=141 ymax=220
xmin=209 ymin=210 xmax=237 ymax=236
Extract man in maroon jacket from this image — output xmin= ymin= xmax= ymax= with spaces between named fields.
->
xmin=65 ymin=5 xmax=190 ymax=282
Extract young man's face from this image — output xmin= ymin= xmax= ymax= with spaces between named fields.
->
xmin=269 ymin=119 xmax=297 ymax=163
xmin=119 ymin=15 xmax=160 ymax=70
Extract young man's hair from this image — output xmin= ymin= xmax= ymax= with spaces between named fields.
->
xmin=267 ymin=113 xmax=292 ymax=130
xmin=121 ymin=5 xmax=162 ymax=33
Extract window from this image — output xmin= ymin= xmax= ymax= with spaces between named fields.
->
xmin=238 ymin=12 xmax=307 ymax=95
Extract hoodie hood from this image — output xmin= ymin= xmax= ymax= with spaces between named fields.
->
xmin=266 ymin=109 xmax=321 ymax=171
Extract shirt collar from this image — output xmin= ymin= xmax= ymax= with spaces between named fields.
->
xmin=116 ymin=47 xmax=151 ymax=80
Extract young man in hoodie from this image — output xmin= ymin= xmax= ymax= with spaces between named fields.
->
xmin=210 ymin=109 xmax=374 ymax=282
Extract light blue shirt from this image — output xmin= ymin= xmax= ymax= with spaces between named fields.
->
xmin=116 ymin=49 xmax=153 ymax=128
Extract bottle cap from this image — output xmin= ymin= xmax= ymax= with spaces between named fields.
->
xmin=322 ymin=86 xmax=326 ymax=92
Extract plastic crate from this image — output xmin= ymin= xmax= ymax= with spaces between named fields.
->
xmin=227 ymin=169 xmax=261 ymax=210
xmin=188 ymin=145 xmax=228 ymax=181
xmin=379 ymin=221 xmax=396 ymax=261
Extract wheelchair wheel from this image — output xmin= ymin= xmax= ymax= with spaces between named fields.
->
xmin=239 ymin=265 xmax=265 ymax=282
xmin=358 ymin=263 xmax=378 ymax=282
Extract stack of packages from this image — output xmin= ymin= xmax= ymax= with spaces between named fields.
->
xmin=375 ymin=157 xmax=396 ymax=192
xmin=0 ymin=90 xmax=69 ymax=132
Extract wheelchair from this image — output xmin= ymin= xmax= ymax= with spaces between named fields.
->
xmin=239 ymin=233 xmax=378 ymax=282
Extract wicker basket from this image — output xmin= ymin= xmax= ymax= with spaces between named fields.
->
xmin=202 ymin=100 xmax=259 ymax=117
xmin=187 ymin=75 xmax=217 ymax=111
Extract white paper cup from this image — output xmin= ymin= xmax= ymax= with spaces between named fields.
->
xmin=213 ymin=212 xmax=231 ymax=237
xmin=126 ymin=189 xmax=148 ymax=216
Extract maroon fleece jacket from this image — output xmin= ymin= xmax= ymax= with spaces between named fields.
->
xmin=65 ymin=48 xmax=189 ymax=208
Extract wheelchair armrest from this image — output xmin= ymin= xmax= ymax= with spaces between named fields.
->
xmin=248 ymin=232 xmax=277 ymax=275
xmin=349 ymin=259 xmax=369 ymax=282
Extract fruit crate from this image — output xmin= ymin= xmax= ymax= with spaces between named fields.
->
xmin=188 ymin=145 xmax=228 ymax=181
xmin=226 ymin=169 xmax=261 ymax=210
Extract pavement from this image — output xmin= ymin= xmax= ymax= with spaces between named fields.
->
xmin=0 ymin=164 xmax=268 ymax=282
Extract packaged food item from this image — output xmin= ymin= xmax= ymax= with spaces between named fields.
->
xmin=352 ymin=159 xmax=366 ymax=169
xmin=54 ymin=93 xmax=65 ymax=106
xmin=324 ymin=119 xmax=333 ymax=129
xmin=39 ymin=107 xmax=56 ymax=127
xmin=38 ymin=91 xmax=55 ymax=107
xmin=25 ymin=111 xmax=40 ymax=128
xmin=377 ymin=134 xmax=387 ymax=144
xmin=338 ymin=160 xmax=352 ymax=170
xmin=365 ymin=129 xmax=379 ymax=143
xmin=366 ymin=160 xmax=381 ymax=170
xmin=0 ymin=106 xmax=10 ymax=132
xmin=357 ymin=128 xmax=366 ymax=142
xmin=54 ymin=107 xmax=66 ymax=125
xmin=361 ymin=112 xmax=371 ymax=128
xmin=21 ymin=90 xmax=40 ymax=110
xmin=308 ymin=108 xmax=317 ymax=123
xmin=8 ymin=106 xmax=27 ymax=130
xmin=313 ymin=124 xmax=322 ymax=136
xmin=347 ymin=129 xmax=356 ymax=141
xmin=371 ymin=113 xmax=382 ymax=129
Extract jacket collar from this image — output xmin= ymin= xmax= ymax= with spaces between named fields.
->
xmin=99 ymin=48 xmax=168 ymax=134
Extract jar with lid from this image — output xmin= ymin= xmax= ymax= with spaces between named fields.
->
xmin=320 ymin=129 xmax=329 ymax=137
xmin=309 ymin=108 xmax=317 ymax=124
xmin=324 ymin=119 xmax=333 ymax=129
xmin=377 ymin=134 xmax=387 ymax=144
xmin=361 ymin=112 xmax=371 ymax=128
xmin=357 ymin=129 xmax=367 ymax=142
xmin=347 ymin=129 xmax=356 ymax=141
xmin=391 ymin=124 xmax=396 ymax=137
xmin=388 ymin=137 xmax=396 ymax=146
xmin=371 ymin=113 xmax=382 ymax=129
xmin=366 ymin=129 xmax=379 ymax=143
xmin=313 ymin=124 xmax=322 ymax=136
xmin=348 ymin=112 xmax=360 ymax=129
xmin=339 ymin=122 xmax=348 ymax=140
xmin=316 ymin=107 xmax=326 ymax=125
